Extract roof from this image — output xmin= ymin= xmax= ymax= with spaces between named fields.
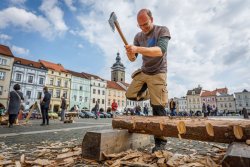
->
xmin=201 ymin=91 xmax=217 ymax=97
xmin=39 ymin=60 xmax=67 ymax=72
xmin=0 ymin=44 xmax=14 ymax=57
xmin=120 ymin=82 xmax=130 ymax=87
xmin=107 ymin=81 xmax=126 ymax=91
xmin=14 ymin=57 xmax=46 ymax=69
xmin=187 ymin=87 xmax=202 ymax=95
xmin=81 ymin=72 xmax=105 ymax=81
xmin=67 ymin=70 xmax=88 ymax=79
xmin=214 ymin=88 xmax=228 ymax=94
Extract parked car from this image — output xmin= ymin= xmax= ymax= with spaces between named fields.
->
xmin=82 ymin=111 xmax=95 ymax=118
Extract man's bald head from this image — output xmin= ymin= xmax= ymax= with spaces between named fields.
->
xmin=137 ymin=9 xmax=152 ymax=19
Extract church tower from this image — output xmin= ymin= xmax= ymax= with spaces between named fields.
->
xmin=111 ymin=52 xmax=125 ymax=82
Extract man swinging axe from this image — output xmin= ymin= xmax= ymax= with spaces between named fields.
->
xmin=109 ymin=9 xmax=171 ymax=152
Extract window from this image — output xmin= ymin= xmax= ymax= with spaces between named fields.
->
xmin=108 ymin=90 xmax=111 ymax=96
xmin=93 ymin=89 xmax=96 ymax=94
xmin=0 ymin=58 xmax=7 ymax=65
xmin=102 ymin=90 xmax=105 ymax=95
xmin=39 ymin=77 xmax=44 ymax=85
xmin=98 ymin=99 xmax=100 ymax=103
xmin=122 ymin=100 xmax=124 ymax=106
xmin=56 ymin=90 xmax=60 ymax=98
xmin=118 ymin=100 xmax=120 ymax=106
xmin=221 ymin=104 xmax=223 ymax=108
xmin=79 ymin=96 xmax=83 ymax=102
xmin=48 ymin=89 xmax=53 ymax=96
xmin=63 ymin=90 xmax=67 ymax=98
xmin=229 ymin=103 xmax=232 ymax=108
xmin=85 ymin=97 xmax=88 ymax=102
xmin=64 ymin=81 xmax=68 ymax=88
xmin=37 ymin=92 xmax=42 ymax=99
xmin=93 ymin=98 xmax=95 ymax=103
xmin=57 ymin=79 xmax=61 ymax=87
xmin=50 ymin=78 xmax=54 ymax=85
xmin=98 ymin=83 xmax=100 ymax=87
xmin=108 ymin=99 xmax=111 ymax=106
xmin=79 ymin=86 xmax=83 ymax=91
xmin=51 ymin=71 xmax=54 ymax=74
xmin=15 ymin=73 xmax=22 ymax=81
xmin=192 ymin=91 xmax=195 ymax=95
xmin=102 ymin=99 xmax=104 ymax=104
xmin=26 ymin=91 xmax=31 ymax=99
xmin=98 ymin=89 xmax=100 ymax=95
xmin=0 ymin=71 xmax=6 ymax=80
xmin=0 ymin=86 xmax=3 ymax=95
xmin=246 ymin=102 xmax=249 ymax=107
xmin=28 ymin=75 xmax=33 ymax=83
xmin=225 ymin=103 xmax=227 ymax=108
xmin=73 ymin=95 xmax=77 ymax=101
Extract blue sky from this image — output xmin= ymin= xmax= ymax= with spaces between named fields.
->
xmin=0 ymin=0 xmax=250 ymax=98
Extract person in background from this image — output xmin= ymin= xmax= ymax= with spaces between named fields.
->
xmin=60 ymin=96 xmax=66 ymax=121
xmin=111 ymin=99 xmax=118 ymax=117
xmin=7 ymin=84 xmax=24 ymax=128
xmin=169 ymin=99 xmax=176 ymax=116
xmin=40 ymin=86 xmax=51 ymax=126
xmin=94 ymin=101 xmax=99 ymax=119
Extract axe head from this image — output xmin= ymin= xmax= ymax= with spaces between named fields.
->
xmin=108 ymin=12 xmax=118 ymax=32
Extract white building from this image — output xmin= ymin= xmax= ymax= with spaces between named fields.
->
xmin=216 ymin=93 xmax=236 ymax=113
xmin=0 ymin=45 xmax=14 ymax=109
xmin=186 ymin=86 xmax=202 ymax=113
xmin=235 ymin=89 xmax=250 ymax=113
xmin=83 ymin=72 xmax=107 ymax=111
xmin=10 ymin=57 xmax=47 ymax=108
xmin=176 ymin=97 xmax=187 ymax=112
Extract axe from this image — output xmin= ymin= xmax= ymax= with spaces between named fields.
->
xmin=108 ymin=12 xmax=136 ymax=61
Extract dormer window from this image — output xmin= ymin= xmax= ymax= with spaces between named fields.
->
xmin=16 ymin=61 xmax=21 ymax=64
xmin=29 ymin=64 xmax=33 ymax=66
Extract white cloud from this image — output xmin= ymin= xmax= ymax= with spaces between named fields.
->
xmin=40 ymin=0 xmax=68 ymax=33
xmin=75 ymin=0 xmax=250 ymax=98
xmin=0 ymin=7 xmax=55 ymax=39
xmin=11 ymin=45 xmax=30 ymax=55
xmin=64 ymin=0 xmax=76 ymax=12
xmin=0 ymin=33 xmax=12 ymax=41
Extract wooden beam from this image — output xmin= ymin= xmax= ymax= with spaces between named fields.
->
xmin=112 ymin=116 xmax=250 ymax=143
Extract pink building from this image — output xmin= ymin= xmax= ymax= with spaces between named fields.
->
xmin=201 ymin=88 xmax=228 ymax=110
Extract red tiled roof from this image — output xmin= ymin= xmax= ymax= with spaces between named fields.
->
xmin=67 ymin=70 xmax=88 ymax=79
xmin=107 ymin=81 xmax=126 ymax=91
xmin=0 ymin=44 xmax=14 ymax=57
xmin=201 ymin=91 xmax=216 ymax=97
xmin=215 ymin=88 xmax=228 ymax=94
xmin=39 ymin=60 xmax=67 ymax=72
xmin=14 ymin=57 xmax=46 ymax=69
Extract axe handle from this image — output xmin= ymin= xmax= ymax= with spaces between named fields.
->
xmin=114 ymin=22 xmax=128 ymax=45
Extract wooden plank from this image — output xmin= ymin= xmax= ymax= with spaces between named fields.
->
xmin=82 ymin=129 xmax=151 ymax=161
xmin=222 ymin=142 xmax=250 ymax=167
xmin=112 ymin=116 xmax=250 ymax=143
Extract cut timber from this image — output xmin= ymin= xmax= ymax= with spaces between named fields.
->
xmin=82 ymin=129 xmax=151 ymax=161
xmin=112 ymin=116 xmax=250 ymax=143
xmin=222 ymin=142 xmax=250 ymax=167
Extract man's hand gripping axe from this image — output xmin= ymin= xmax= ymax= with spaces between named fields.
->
xmin=108 ymin=12 xmax=136 ymax=61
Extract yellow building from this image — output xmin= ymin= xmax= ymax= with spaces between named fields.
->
xmin=106 ymin=81 xmax=126 ymax=111
xmin=40 ymin=60 xmax=71 ymax=112
xmin=0 ymin=45 xmax=14 ymax=109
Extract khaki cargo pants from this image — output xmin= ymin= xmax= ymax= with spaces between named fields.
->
xmin=126 ymin=70 xmax=168 ymax=107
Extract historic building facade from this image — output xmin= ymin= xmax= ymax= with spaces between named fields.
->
xmin=186 ymin=86 xmax=202 ymax=113
xmin=106 ymin=81 xmax=126 ymax=111
xmin=68 ymin=70 xmax=91 ymax=110
xmin=40 ymin=60 xmax=71 ymax=112
xmin=10 ymin=57 xmax=47 ymax=109
xmin=235 ymin=89 xmax=250 ymax=113
xmin=0 ymin=45 xmax=14 ymax=109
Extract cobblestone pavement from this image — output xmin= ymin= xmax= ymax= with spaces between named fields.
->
xmin=0 ymin=118 xmax=228 ymax=166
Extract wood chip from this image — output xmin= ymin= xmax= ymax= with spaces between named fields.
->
xmin=0 ymin=160 xmax=12 ymax=165
xmin=120 ymin=161 xmax=155 ymax=167
xmin=157 ymin=158 xmax=166 ymax=167
xmin=20 ymin=154 xmax=25 ymax=163
xmin=154 ymin=151 xmax=164 ymax=158
xmin=246 ymin=139 xmax=250 ymax=145
xmin=15 ymin=161 xmax=21 ymax=167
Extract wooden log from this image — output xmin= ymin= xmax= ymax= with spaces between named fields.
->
xmin=82 ymin=129 xmax=151 ymax=161
xmin=112 ymin=116 xmax=250 ymax=143
xmin=222 ymin=142 xmax=250 ymax=167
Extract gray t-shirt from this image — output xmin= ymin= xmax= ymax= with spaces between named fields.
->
xmin=134 ymin=25 xmax=171 ymax=75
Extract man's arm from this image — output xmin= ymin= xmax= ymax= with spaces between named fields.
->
xmin=125 ymin=37 xmax=170 ymax=58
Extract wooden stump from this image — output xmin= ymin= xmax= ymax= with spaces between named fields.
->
xmin=82 ymin=129 xmax=151 ymax=161
xmin=222 ymin=142 xmax=250 ymax=167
